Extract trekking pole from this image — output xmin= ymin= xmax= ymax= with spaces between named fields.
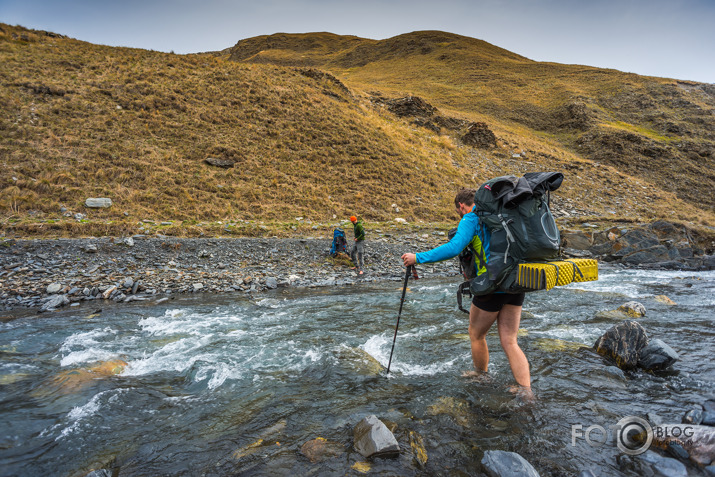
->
xmin=387 ymin=264 xmax=417 ymax=374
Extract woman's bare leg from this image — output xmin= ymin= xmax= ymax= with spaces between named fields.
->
xmin=496 ymin=304 xmax=531 ymax=387
xmin=468 ymin=303 xmax=498 ymax=372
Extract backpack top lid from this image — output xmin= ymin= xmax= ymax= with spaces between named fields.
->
xmin=476 ymin=172 xmax=563 ymax=211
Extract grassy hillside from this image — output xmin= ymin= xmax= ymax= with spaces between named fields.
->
xmin=1 ymin=25 xmax=714 ymax=241
xmin=228 ymin=31 xmax=715 ymax=213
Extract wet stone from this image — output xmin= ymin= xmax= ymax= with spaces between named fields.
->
xmin=40 ymin=294 xmax=69 ymax=312
xmin=635 ymin=450 xmax=687 ymax=477
xmin=594 ymin=320 xmax=649 ymax=370
xmin=703 ymin=412 xmax=715 ymax=426
xmin=683 ymin=409 xmax=704 ymax=425
xmin=618 ymin=301 xmax=646 ymax=317
xmin=666 ymin=441 xmax=690 ymax=460
xmin=481 ymin=450 xmax=540 ymax=477
xmin=353 ymin=415 xmax=399 ymax=458
xmin=638 ymin=339 xmax=679 ymax=371
xmin=300 ymin=437 xmax=342 ymax=463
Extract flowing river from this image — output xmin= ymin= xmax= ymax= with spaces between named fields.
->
xmin=1 ymin=267 xmax=713 ymax=476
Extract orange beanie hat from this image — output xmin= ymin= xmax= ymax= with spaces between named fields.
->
xmin=350 ymin=216 xmax=357 ymax=222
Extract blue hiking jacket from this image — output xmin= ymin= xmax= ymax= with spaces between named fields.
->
xmin=415 ymin=208 xmax=490 ymax=266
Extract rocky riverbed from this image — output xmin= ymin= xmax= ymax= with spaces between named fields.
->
xmin=0 ymin=231 xmax=456 ymax=315
xmin=1 ymin=219 xmax=713 ymax=316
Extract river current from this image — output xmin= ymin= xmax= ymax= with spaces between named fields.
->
xmin=1 ymin=267 xmax=713 ymax=476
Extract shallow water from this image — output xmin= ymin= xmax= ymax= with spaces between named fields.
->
xmin=1 ymin=267 xmax=713 ymax=476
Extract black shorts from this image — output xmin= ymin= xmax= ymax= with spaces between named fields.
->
xmin=472 ymin=292 xmax=525 ymax=312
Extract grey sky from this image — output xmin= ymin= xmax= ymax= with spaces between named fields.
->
xmin=1 ymin=0 xmax=714 ymax=83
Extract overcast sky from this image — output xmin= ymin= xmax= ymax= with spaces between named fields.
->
xmin=1 ymin=0 xmax=714 ymax=83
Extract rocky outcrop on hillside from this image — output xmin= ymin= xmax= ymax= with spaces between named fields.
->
xmin=372 ymin=94 xmax=497 ymax=148
xmin=562 ymin=220 xmax=714 ymax=270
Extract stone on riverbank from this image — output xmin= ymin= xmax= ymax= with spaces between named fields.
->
xmin=40 ymin=294 xmax=69 ymax=312
xmin=594 ymin=320 xmax=649 ymax=369
xmin=481 ymin=450 xmax=540 ymax=477
xmin=586 ymin=220 xmax=712 ymax=270
xmin=638 ymin=339 xmax=679 ymax=371
xmin=561 ymin=230 xmax=593 ymax=250
xmin=46 ymin=282 xmax=62 ymax=294
xmin=353 ymin=415 xmax=399 ymax=458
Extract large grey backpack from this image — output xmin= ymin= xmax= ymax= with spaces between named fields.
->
xmin=468 ymin=171 xmax=563 ymax=297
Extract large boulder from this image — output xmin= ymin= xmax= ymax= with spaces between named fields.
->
xmin=638 ymin=339 xmax=679 ymax=371
xmin=621 ymin=245 xmax=680 ymax=266
xmin=593 ymin=321 xmax=649 ymax=369
xmin=353 ymin=415 xmax=399 ymax=458
xmin=561 ymin=230 xmax=593 ymax=250
xmin=481 ymin=450 xmax=540 ymax=477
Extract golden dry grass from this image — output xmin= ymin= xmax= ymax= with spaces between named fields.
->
xmin=1 ymin=25 xmax=714 ymax=241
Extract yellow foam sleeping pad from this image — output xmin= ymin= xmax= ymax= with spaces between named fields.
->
xmin=516 ymin=258 xmax=598 ymax=291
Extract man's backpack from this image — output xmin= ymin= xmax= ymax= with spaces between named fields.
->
xmin=330 ymin=228 xmax=348 ymax=257
xmin=455 ymin=172 xmax=564 ymax=309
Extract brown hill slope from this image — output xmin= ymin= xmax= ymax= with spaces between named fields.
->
xmin=0 ymin=24 xmax=713 ymax=240
xmin=0 ymin=25 xmax=480 ymax=236
xmin=228 ymin=30 xmax=715 ymax=213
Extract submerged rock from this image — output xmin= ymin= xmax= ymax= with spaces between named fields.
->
xmin=409 ymin=430 xmax=428 ymax=467
xmin=83 ymin=470 xmax=113 ymax=477
xmin=655 ymin=295 xmax=677 ymax=305
xmin=638 ymin=339 xmax=679 ymax=371
xmin=300 ymin=437 xmax=342 ymax=463
xmin=481 ymin=450 xmax=540 ymax=477
xmin=351 ymin=461 xmax=371 ymax=473
xmin=353 ymin=415 xmax=399 ymax=458
xmin=35 ymin=359 xmax=128 ymax=396
xmin=534 ymin=338 xmax=585 ymax=352
xmin=231 ymin=438 xmax=265 ymax=460
xmin=427 ymin=396 xmax=471 ymax=427
xmin=337 ymin=347 xmax=385 ymax=376
xmin=618 ymin=301 xmax=646 ymax=317
xmin=594 ymin=320 xmax=649 ymax=369
xmin=635 ymin=450 xmax=687 ymax=477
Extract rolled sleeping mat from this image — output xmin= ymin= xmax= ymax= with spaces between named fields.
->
xmin=516 ymin=258 xmax=598 ymax=291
